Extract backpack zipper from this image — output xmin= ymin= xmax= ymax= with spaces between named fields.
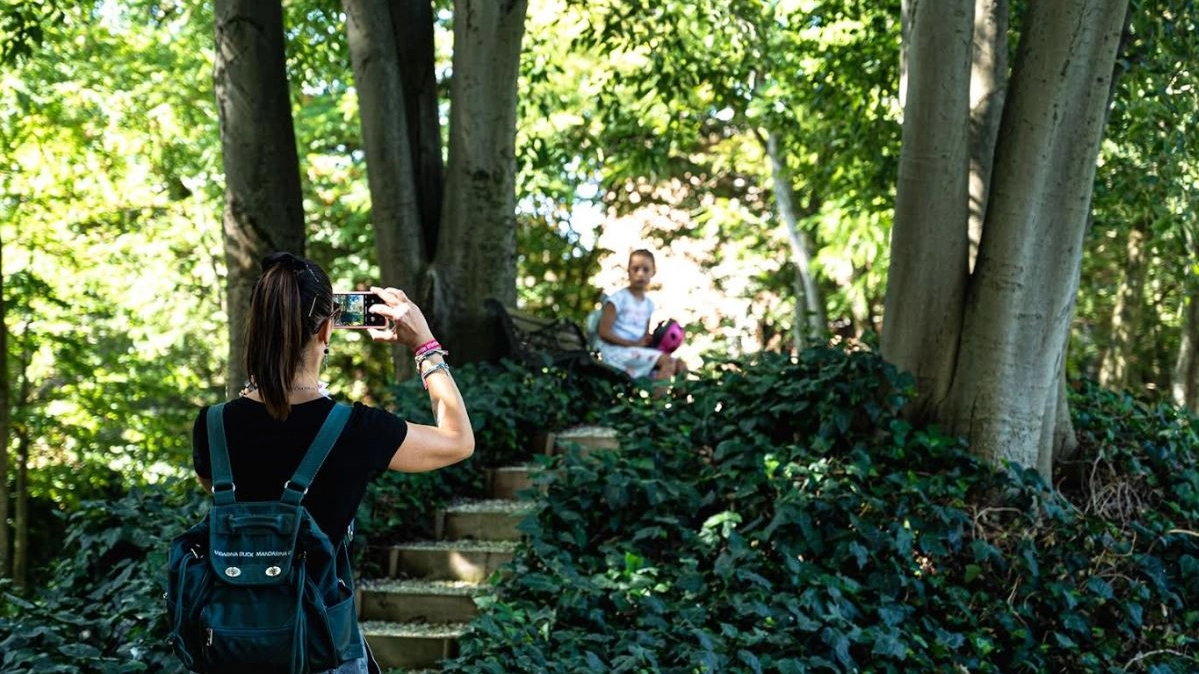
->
xmin=206 ymin=628 xmax=213 ymax=647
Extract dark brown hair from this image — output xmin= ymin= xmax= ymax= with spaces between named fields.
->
xmin=244 ymin=252 xmax=335 ymax=420
xmin=629 ymin=248 xmax=656 ymax=270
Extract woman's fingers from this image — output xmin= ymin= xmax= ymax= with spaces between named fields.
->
xmin=367 ymin=286 xmax=432 ymax=348
xmin=367 ymin=326 xmax=395 ymax=341
xmin=371 ymin=286 xmax=407 ymax=305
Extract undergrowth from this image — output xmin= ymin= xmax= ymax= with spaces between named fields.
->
xmin=2 ymin=349 xmax=1195 ymax=672
xmin=444 ymin=349 xmax=1199 ymax=673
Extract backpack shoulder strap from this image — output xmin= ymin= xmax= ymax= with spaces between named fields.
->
xmin=280 ymin=403 xmax=352 ymax=506
xmin=205 ymin=403 xmax=237 ymax=506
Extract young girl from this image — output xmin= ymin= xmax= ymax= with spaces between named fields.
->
xmin=597 ymin=249 xmax=687 ymax=380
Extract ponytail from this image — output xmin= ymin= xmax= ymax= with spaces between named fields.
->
xmin=243 ymin=252 xmax=334 ymax=420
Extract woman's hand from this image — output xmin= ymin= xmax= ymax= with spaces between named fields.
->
xmin=366 ymin=286 xmax=435 ymax=350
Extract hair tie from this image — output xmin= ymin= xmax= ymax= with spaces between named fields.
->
xmin=261 ymin=251 xmax=306 ymax=272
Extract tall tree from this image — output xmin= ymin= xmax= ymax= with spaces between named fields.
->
xmin=435 ymin=0 xmax=526 ymax=361
xmin=0 ymin=230 xmax=7 ymax=580
xmin=214 ymin=0 xmax=306 ymax=396
xmin=1097 ymin=219 xmax=1147 ymax=389
xmin=341 ymin=0 xmax=442 ymax=375
xmin=344 ymin=0 xmax=526 ymax=367
xmin=882 ymin=0 xmax=1129 ymax=476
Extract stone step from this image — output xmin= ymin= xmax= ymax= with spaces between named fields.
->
xmin=361 ymin=620 xmax=464 ymax=670
xmin=552 ymin=425 xmax=620 ymax=457
xmin=485 ymin=464 xmax=541 ymax=500
xmin=368 ymin=540 xmax=519 ymax=583
xmin=435 ymin=499 xmax=536 ymax=542
xmin=358 ymin=579 xmax=479 ymax=624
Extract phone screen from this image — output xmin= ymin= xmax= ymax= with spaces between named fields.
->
xmin=332 ymin=292 xmax=388 ymax=329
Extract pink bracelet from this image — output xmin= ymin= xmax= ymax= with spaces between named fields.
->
xmin=414 ymin=339 xmax=441 ymax=356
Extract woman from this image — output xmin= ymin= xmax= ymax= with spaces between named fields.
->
xmin=191 ymin=252 xmax=473 ymax=673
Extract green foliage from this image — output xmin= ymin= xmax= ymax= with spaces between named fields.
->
xmin=446 ymin=350 xmax=1199 ymax=673
xmin=516 ymin=212 xmax=609 ymax=323
xmin=1 ymin=0 xmax=223 ymax=524
xmin=0 ymin=479 xmax=205 ymax=673
xmin=1076 ymin=0 xmax=1199 ymax=390
xmin=7 ymin=352 xmax=1198 ymax=672
xmin=0 ymin=0 xmax=78 ymax=66
xmin=547 ymin=0 xmax=903 ymax=339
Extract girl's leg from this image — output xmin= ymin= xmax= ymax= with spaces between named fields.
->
xmin=653 ymin=353 xmax=674 ymax=380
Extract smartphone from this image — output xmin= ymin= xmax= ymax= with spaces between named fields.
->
xmin=332 ymin=292 xmax=388 ymax=329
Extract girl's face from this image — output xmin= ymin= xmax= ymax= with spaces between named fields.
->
xmin=628 ymin=254 xmax=655 ymax=290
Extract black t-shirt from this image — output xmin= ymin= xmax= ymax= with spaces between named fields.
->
xmin=192 ymin=397 xmax=407 ymax=540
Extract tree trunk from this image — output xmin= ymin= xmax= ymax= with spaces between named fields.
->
xmin=886 ymin=0 xmax=1128 ymax=477
xmin=214 ymin=0 xmax=306 ymax=398
xmin=436 ymin=0 xmax=527 ymax=363
xmin=1173 ymin=290 xmax=1199 ymax=413
xmin=766 ymin=131 xmax=825 ymax=351
xmin=882 ymin=0 xmax=974 ymax=419
xmin=944 ymin=0 xmax=1127 ymax=473
xmin=1051 ymin=359 xmax=1079 ymax=465
xmin=11 ymin=430 xmax=26 ymax=592
xmin=967 ymin=0 xmax=1008 ymax=270
xmin=343 ymin=0 xmax=431 ymax=377
xmin=389 ymin=0 xmax=444 ymax=251
xmin=0 ymin=234 xmax=8 ymax=580
xmin=1098 ymin=220 xmax=1147 ymax=390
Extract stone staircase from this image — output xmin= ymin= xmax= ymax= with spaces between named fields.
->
xmin=357 ymin=466 xmax=535 ymax=671
xmin=355 ymin=427 xmax=618 ymax=672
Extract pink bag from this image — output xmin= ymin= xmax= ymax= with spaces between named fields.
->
xmin=650 ymin=319 xmax=685 ymax=354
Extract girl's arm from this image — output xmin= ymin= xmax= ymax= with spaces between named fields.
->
xmin=598 ymin=302 xmax=650 ymax=347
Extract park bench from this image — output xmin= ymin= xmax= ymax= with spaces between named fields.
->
xmin=484 ymin=298 xmax=629 ymax=384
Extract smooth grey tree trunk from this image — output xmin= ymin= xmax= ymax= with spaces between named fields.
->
xmin=766 ymin=131 xmax=825 ymax=351
xmin=214 ymin=0 xmax=305 ymax=398
xmin=0 ymin=234 xmax=8 ymax=579
xmin=436 ymin=0 xmax=527 ymax=362
xmin=882 ymin=0 xmax=974 ymax=418
xmin=886 ymin=0 xmax=1127 ymax=477
xmin=944 ymin=0 xmax=1128 ymax=473
xmin=967 ymin=0 xmax=1008 ymax=270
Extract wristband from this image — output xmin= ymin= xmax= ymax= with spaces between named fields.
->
xmin=421 ymin=362 xmax=452 ymax=390
xmin=414 ymin=339 xmax=441 ymax=357
xmin=415 ymin=348 xmax=449 ymax=367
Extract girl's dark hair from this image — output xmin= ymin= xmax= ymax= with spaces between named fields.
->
xmin=630 ymin=248 xmax=656 ymax=268
xmin=244 ymin=252 xmax=335 ymax=420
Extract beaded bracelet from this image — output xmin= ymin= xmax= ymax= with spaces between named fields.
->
xmin=414 ymin=339 xmax=441 ymax=357
xmin=415 ymin=348 xmax=449 ymax=367
xmin=421 ymin=361 xmax=452 ymax=390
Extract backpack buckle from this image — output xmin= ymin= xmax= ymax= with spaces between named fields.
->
xmin=283 ymin=480 xmax=309 ymax=496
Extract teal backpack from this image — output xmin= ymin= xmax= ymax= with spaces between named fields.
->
xmin=165 ymin=402 xmax=364 ymax=674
